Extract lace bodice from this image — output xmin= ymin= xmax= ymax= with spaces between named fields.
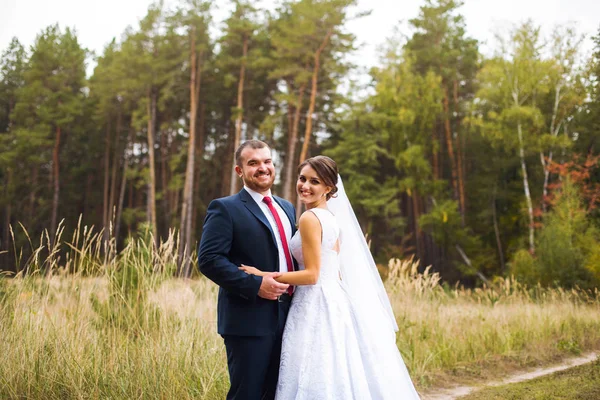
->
xmin=289 ymin=208 xmax=341 ymax=284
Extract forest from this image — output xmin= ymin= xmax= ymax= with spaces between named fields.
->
xmin=1 ymin=0 xmax=599 ymax=288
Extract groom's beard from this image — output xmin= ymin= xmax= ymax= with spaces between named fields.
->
xmin=244 ymin=171 xmax=275 ymax=192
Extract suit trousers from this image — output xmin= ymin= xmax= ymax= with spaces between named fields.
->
xmin=223 ymin=300 xmax=290 ymax=400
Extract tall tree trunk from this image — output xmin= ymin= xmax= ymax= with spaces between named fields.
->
xmin=222 ymin=123 xmax=235 ymax=196
xmin=102 ymin=120 xmax=111 ymax=243
xmin=456 ymin=132 xmax=466 ymax=225
xmin=108 ymin=110 xmax=122 ymax=232
xmin=127 ymin=167 xmax=134 ymax=235
xmin=179 ymin=29 xmax=203 ymax=277
xmin=541 ymin=84 xmax=562 ymax=212
xmin=442 ymin=87 xmax=459 ymax=202
xmin=283 ymin=82 xmax=307 ymax=201
xmin=230 ymin=36 xmax=248 ymax=196
xmin=299 ymin=29 xmax=332 ymax=164
xmin=192 ymin=102 xmax=206 ymax=236
xmin=50 ymin=126 xmax=61 ymax=246
xmin=517 ymin=120 xmax=535 ymax=254
xmin=160 ymin=129 xmax=170 ymax=228
xmin=453 ymin=80 xmax=466 ymax=225
xmin=146 ymin=89 xmax=158 ymax=243
xmin=169 ymin=129 xmax=179 ymax=221
xmin=115 ymin=126 xmax=134 ymax=246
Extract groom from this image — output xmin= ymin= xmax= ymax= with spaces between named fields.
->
xmin=198 ymin=140 xmax=297 ymax=400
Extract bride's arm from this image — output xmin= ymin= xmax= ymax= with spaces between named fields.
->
xmin=239 ymin=211 xmax=321 ymax=285
xmin=272 ymin=211 xmax=321 ymax=286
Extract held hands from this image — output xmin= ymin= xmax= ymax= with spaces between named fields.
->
xmin=240 ymin=264 xmax=289 ymax=300
xmin=258 ymin=272 xmax=290 ymax=300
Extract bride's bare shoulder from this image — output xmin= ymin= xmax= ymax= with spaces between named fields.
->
xmin=298 ymin=210 xmax=321 ymax=231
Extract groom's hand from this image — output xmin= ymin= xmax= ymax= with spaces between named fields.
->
xmin=258 ymin=272 xmax=289 ymax=300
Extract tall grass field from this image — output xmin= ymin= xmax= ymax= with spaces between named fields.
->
xmin=1 ymin=222 xmax=600 ymax=398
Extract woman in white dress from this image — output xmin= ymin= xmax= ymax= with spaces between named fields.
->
xmin=241 ymin=156 xmax=420 ymax=399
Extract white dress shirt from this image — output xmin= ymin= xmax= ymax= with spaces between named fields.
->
xmin=244 ymin=186 xmax=293 ymax=274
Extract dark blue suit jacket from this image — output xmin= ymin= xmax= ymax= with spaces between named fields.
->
xmin=198 ymin=188 xmax=296 ymax=336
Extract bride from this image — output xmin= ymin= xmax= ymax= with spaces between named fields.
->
xmin=241 ymin=155 xmax=420 ymax=399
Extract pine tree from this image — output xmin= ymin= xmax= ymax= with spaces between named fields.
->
xmin=406 ymin=0 xmax=479 ymax=223
xmin=270 ymin=0 xmax=357 ymax=201
xmin=0 ymin=38 xmax=27 ymax=252
xmin=11 ymin=25 xmax=87 ymax=246
xmin=172 ymin=0 xmax=212 ymax=277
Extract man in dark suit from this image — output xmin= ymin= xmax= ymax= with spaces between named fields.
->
xmin=198 ymin=140 xmax=296 ymax=400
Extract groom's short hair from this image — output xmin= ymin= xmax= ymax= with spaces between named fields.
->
xmin=235 ymin=140 xmax=271 ymax=167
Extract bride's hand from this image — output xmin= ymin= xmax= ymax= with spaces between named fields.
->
xmin=239 ymin=264 xmax=266 ymax=276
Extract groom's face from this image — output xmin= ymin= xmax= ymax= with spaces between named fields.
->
xmin=235 ymin=146 xmax=275 ymax=194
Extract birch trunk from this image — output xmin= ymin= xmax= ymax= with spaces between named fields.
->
xmin=517 ymin=120 xmax=535 ymax=254
xmin=541 ymin=84 xmax=563 ymax=211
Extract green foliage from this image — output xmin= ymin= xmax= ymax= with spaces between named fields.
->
xmin=536 ymin=181 xmax=599 ymax=289
xmin=325 ymin=102 xmax=405 ymax=261
xmin=511 ymin=180 xmax=600 ymax=289
xmin=419 ymin=199 xmax=463 ymax=247
xmin=0 ymin=0 xmax=599 ymax=290
xmin=509 ymin=249 xmax=538 ymax=286
xmin=0 ymin=37 xmax=26 ymax=133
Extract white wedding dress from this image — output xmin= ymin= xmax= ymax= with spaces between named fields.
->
xmin=275 ymin=208 xmax=420 ymax=400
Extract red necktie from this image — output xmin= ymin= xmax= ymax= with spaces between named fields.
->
xmin=263 ymin=196 xmax=294 ymax=295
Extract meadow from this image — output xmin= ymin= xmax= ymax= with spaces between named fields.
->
xmin=1 ymin=222 xmax=600 ymax=399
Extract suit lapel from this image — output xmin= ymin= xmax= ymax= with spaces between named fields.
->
xmin=238 ymin=189 xmax=278 ymax=246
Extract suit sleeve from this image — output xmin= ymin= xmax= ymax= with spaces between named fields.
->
xmin=198 ymin=199 xmax=262 ymax=301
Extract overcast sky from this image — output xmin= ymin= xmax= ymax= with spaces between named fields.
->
xmin=1 ymin=0 xmax=599 ymax=77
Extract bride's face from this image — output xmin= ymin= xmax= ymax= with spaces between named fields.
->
xmin=297 ymin=165 xmax=331 ymax=206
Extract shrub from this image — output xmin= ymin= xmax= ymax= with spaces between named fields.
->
xmin=511 ymin=179 xmax=600 ymax=289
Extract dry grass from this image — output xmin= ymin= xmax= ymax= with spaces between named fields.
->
xmin=1 ymin=223 xmax=600 ymax=398
xmin=387 ymin=259 xmax=600 ymax=388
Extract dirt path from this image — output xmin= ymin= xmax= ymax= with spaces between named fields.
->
xmin=420 ymin=352 xmax=599 ymax=400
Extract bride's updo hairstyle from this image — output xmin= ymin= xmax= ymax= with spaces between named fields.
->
xmin=297 ymin=156 xmax=339 ymax=200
